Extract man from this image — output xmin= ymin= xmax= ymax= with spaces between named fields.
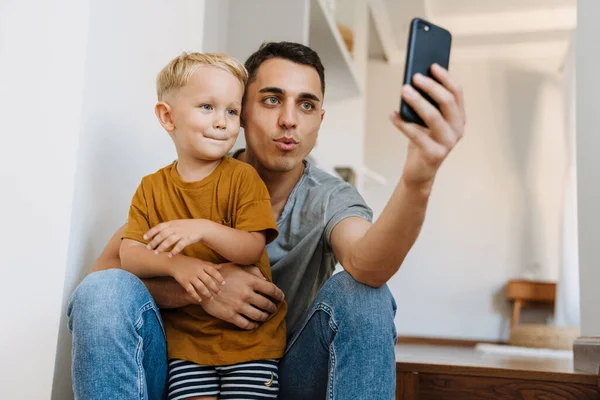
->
xmin=68 ymin=41 xmax=465 ymax=399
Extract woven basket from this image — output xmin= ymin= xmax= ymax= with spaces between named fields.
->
xmin=509 ymin=324 xmax=580 ymax=350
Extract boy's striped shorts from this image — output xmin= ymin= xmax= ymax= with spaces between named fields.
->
xmin=167 ymin=358 xmax=279 ymax=400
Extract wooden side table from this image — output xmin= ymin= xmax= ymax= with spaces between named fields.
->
xmin=506 ymin=279 xmax=557 ymax=328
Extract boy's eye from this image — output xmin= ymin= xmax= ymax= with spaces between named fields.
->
xmin=263 ymin=96 xmax=279 ymax=105
xmin=227 ymin=109 xmax=239 ymax=116
xmin=200 ymin=104 xmax=213 ymax=110
xmin=300 ymin=102 xmax=314 ymax=111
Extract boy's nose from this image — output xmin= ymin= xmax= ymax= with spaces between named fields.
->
xmin=213 ymin=118 xmax=227 ymax=130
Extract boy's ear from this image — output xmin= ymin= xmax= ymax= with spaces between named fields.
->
xmin=155 ymin=101 xmax=175 ymax=131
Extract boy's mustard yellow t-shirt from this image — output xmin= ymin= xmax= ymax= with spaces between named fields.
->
xmin=122 ymin=157 xmax=287 ymax=365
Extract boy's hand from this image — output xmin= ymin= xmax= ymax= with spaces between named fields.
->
xmin=170 ymin=259 xmax=226 ymax=303
xmin=144 ymin=219 xmax=207 ymax=257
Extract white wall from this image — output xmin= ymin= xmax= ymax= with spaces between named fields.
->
xmin=316 ymin=98 xmax=366 ymax=187
xmin=576 ymin=1 xmax=600 ymax=337
xmin=364 ymin=56 xmax=567 ymax=341
xmin=203 ymin=0 xmax=230 ymax=53
xmin=51 ymin=1 xmax=206 ymax=399
xmin=0 ymin=1 xmax=91 ymax=399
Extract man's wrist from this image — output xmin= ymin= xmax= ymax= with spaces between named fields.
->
xmin=399 ymin=176 xmax=434 ymax=198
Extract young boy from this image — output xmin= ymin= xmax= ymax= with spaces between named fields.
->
xmin=119 ymin=52 xmax=286 ymax=400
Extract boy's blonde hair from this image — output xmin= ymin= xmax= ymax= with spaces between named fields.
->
xmin=156 ymin=52 xmax=248 ymax=100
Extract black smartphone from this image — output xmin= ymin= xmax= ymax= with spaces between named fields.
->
xmin=399 ymin=18 xmax=452 ymax=128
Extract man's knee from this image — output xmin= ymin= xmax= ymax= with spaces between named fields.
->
xmin=318 ymin=271 xmax=397 ymax=331
xmin=67 ymin=269 xmax=151 ymax=332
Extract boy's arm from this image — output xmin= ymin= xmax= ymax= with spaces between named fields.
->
xmin=89 ymin=224 xmax=195 ymax=308
xmin=93 ymin=223 xmax=284 ymax=323
xmin=145 ymin=219 xmax=266 ymax=266
xmin=120 ymin=238 xmax=174 ymax=278
xmin=200 ymin=220 xmax=265 ymax=265
xmin=121 ymin=238 xmax=224 ymax=302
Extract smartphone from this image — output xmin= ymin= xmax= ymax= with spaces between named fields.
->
xmin=399 ymin=18 xmax=452 ymax=128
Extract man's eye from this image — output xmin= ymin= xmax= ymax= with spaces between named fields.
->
xmin=200 ymin=104 xmax=213 ymax=110
xmin=264 ymin=97 xmax=279 ymax=105
xmin=301 ymin=102 xmax=314 ymax=111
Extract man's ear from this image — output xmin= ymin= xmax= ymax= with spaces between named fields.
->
xmin=240 ymin=108 xmax=246 ymax=128
xmin=155 ymin=101 xmax=175 ymax=131
xmin=320 ymin=108 xmax=326 ymax=122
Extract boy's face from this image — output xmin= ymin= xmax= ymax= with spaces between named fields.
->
xmin=162 ymin=66 xmax=243 ymax=162
xmin=242 ymin=58 xmax=325 ymax=173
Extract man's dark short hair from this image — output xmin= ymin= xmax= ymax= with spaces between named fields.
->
xmin=244 ymin=41 xmax=325 ymax=96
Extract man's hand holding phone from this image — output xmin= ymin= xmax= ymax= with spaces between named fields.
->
xmin=392 ymin=63 xmax=466 ymax=188
xmin=393 ymin=18 xmax=465 ymax=188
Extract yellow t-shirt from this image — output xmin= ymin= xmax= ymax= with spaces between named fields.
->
xmin=122 ymin=157 xmax=287 ymax=365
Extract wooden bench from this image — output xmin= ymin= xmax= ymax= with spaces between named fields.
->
xmin=395 ymin=344 xmax=600 ymax=400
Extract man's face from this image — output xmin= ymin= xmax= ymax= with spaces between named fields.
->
xmin=242 ymin=58 xmax=325 ymax=173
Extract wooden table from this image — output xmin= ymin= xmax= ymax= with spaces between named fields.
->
xmin=395 ymin=344 xmax=600 ymax=399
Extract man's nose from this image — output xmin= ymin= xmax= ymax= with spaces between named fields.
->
xmin=278 ymin=102 xmax=297 ymax=130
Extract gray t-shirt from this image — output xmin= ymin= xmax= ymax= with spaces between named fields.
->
xmin=265 ymin=160 xmax=373 ymax=338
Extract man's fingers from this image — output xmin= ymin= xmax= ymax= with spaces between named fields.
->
xmin=239 ymin=304 xmax=270 ymax=323
xmin=400 ymin=85 xmax=451 ymax=142
xmin=252 ymin=278 xmax=285 ymax=303
xmin=390 ymin=112 xmax=447 ymax=161
xmin=227 ymin=314 xmax=258 ymax=331
xmin=248 ymin=292 xmax=277 ymax=314
xmin=231 ymin=314 xmax=259 ymax=331
xmin=411 ymin=74 xmax=461 ymax=146
xmin=246 ymin=266 xmax=267 ymax=280
xmin=431 ymin=63 xmax=466 ymax=123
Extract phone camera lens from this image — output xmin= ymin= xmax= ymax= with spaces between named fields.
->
xmin=424 ymin=25 xmax=430 ymax=32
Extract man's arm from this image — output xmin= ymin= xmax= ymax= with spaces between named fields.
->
xmin=331 ymin=65 xmax=466 ymax=287
xmin=90 ymin=223 xmax=127 ymax=272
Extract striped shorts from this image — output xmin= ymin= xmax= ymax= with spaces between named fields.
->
xmin=167 ymin=358 xmax=279 ymax=400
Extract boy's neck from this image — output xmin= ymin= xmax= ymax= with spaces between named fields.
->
xmin=237 ymin=150 xmax=304 ymax=220
xmin=176 ymin=156 xmax=222 ymax=183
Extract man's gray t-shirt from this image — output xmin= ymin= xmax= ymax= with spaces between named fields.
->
xmin=265 ymin=160 xmax=373 ymax=338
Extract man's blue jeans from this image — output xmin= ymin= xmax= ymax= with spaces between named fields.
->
xmin=68 ymin=269 xmax=397 ymax=399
